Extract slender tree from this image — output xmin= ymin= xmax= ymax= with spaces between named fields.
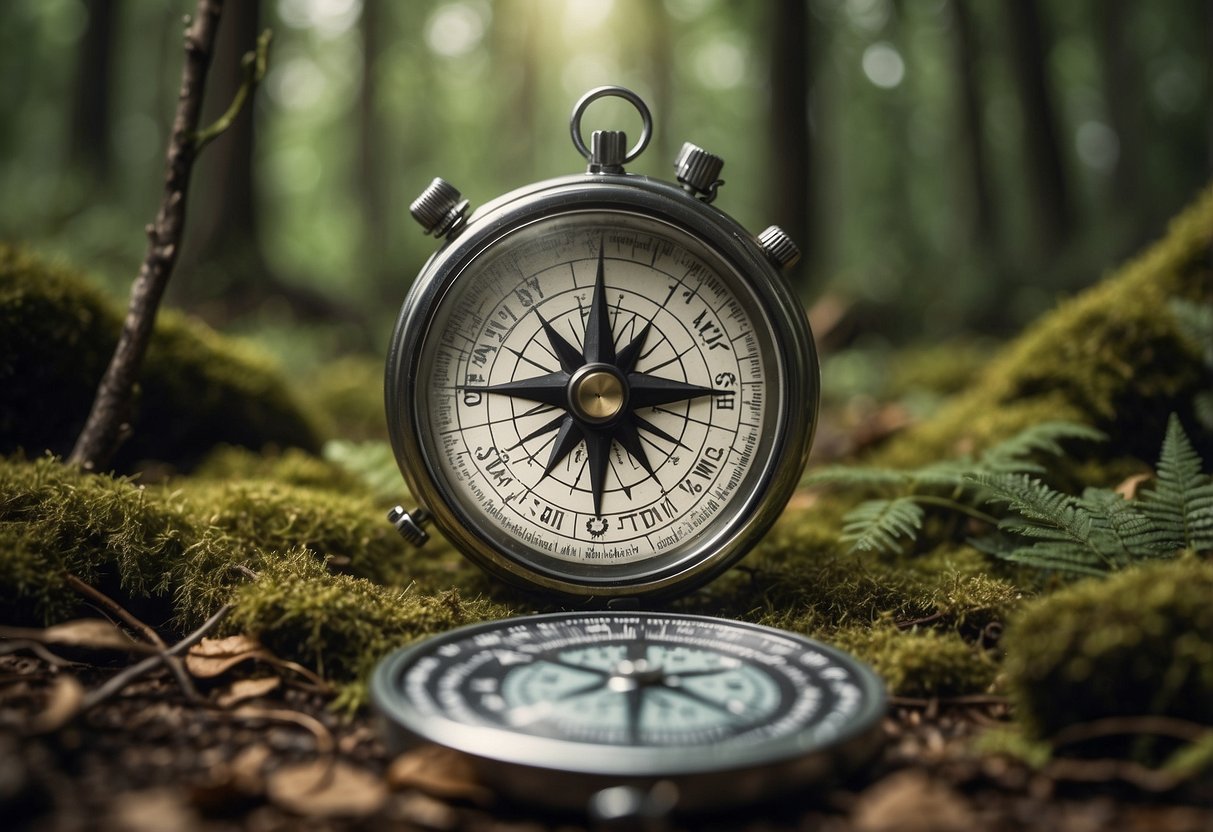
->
xmin=69 ymin=0 xmax=120 ymax=183
xmin=947 ymin=0 xmax=997 ymax=251
xmin=768 ymin=0 xmax=812 ymax=284
xmin=1002 ymin=0 xmax=1073 ymax=256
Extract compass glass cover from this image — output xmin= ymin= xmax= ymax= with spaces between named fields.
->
xmin=413 ymin=209 xmax=784 ymax=581
xmin=373 ymin=612 xmax=885 ymax=778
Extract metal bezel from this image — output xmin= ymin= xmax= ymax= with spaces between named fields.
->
xmin=386 ymin=174 xmax=818 ymax=602
xmin=371 ymin=612 xmax=886 ymax=811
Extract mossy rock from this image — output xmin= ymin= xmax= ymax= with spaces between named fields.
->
xmin=1004 ymin=558 xmax=1213 ymax=746
xmin=0 ymin=245 xmax=322 ymax=470
xmin=873 ymin=185 xmax=1213 ymax=469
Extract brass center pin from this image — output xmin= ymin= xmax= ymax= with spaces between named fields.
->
xmin=569 ymin=366 xmax=626 ymax=423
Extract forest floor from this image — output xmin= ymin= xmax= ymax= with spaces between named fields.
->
xmin=5 ymin=627 xmax=1212 ymax=831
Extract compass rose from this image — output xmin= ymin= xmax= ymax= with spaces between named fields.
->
xmin=464 ymin=245 xmax=723 ymax=517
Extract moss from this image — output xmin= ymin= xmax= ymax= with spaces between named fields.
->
xmin=227 ymin=553 xmax=514 ymax=708
xmin=0 ymin=245 xmax=321 ymax=470
xmin=1004 ymin=558 xmax=1213 ymax=745
xmin=303 ymin=355 xmax=389 ymax=442
xmin=873 ymin=185 xmax=1213 ymax=468
xmin=0 ymin=456 xmax=522 ymax=704
xmin=194 ymin=445 xmax=362 ymax=492
xmin=832 ymin=621 xmax=996 ymax=698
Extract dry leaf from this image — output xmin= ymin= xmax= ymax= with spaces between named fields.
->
xmin=186 ymin=635 xmax=267 ymax=678
xmin=230 ymin=705 xmax=334 ymax=755
xmin=1116 ymin=472 xmax=1154 ymax=501
xmin=29 ymin=674 xmax=84 ymax=733
xmin=852 ymin=770 xmax=975 ymax=832
xmin=387 ymin=745 xmax=494 ymax=806
xmin=44 ymin=619 xmax=145 ymax=651
xmin=216 ymin=676 xmax=280 ymax=708
xmin=267 ymin=759 xmax=387 ymax=819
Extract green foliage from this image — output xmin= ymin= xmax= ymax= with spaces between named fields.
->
xmin=840 ymin=498 xmax=925 ymax=554
xmin=808 ymin=421 xmax=1104 ymax=554
xmin=322 ymin=439 xmax=407 ymax=504
xmin=1003 ymin=558 xmax=1213 ymax=752
xmin=1168 ymin=297 xmax=1213 ymax=431
xmin=0 ymin=455 xmax=514 ymax=705
xmin=975 ymin=415 xmax=1213 ymax=574
xmin=0 ymin=245 xmax=321 ymax=470
xmin=871 ymin=185 xmax=1213 ymax=469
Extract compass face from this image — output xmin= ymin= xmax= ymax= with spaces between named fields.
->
xmin=402 ymin=205 xmax=799 ymax=591
xmin=372 ymin=612 xmax=885 ymax=808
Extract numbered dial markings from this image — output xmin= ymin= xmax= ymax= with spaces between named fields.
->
xmin=419 ymin=213 xmax=777 ymax=565
xmin=375 ymin=613 xmax=884 ymax=761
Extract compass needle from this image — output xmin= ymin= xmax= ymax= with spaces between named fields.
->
xmin=582 ymin=244 xmax=616 ymax=365
xmin=536 ymin=311 xmax=584 ymax=373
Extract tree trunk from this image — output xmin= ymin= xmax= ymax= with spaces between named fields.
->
xmin=1002 ymin=0 xmax=1074 ymax=256
xmin=768 ymin=0 xmax=812 ymax=285
xmin=175 ymin=0 xmax=264 ymax=301
xmin=359 ymin=0 xmax=388 ymax=290
xmin=70 ymin=0 xmax=119 ymax=183
xmin=948 ymin=0 xmax=997 ymax=251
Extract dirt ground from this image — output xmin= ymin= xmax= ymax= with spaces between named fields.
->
xmin=4 ymin=650 xmax=1212 ymax=832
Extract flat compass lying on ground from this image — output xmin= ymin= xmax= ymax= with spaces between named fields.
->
xmin=379 ymin=87 xmax=883 ymax=814
xmin=372 ymin=612 xmax=886 ymax=812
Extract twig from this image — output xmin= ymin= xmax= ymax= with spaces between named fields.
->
xmin=68 ymin=1 xmax=270 ymax=472
xmin=81 ymin=603 xmax=232 ymax=711
xmin=65 ymin=573 xmax=199 ymax=701
xmin=193 ymin=29 xmax=272 ymax=152
xmin=889 ymin=694 xmax=1010 ymax=709
xmin=1050 ymin=715 xmax=1212 ymax=748
xmin=1044 ymin=757 xmax=1185 ymax=793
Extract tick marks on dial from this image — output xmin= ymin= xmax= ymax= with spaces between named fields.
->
xmin=462 ymin=241 xmax=726 ymax=517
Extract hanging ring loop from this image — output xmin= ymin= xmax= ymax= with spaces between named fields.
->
xmin=570 ymin=86 xmax=653 ymax=164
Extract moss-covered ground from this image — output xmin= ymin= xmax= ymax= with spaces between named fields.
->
xmin=2 ymin=186 xmax=1212 ymax=778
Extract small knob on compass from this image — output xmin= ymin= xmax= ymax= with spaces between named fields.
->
xmin=388 ymin=506 xmax=431 ymax=547
xmin=756 ymin=225 xmax=801 ymax=269
xmin=410 ymin=178 xmax=469 ymax=238
xmin=674 ymin=142 xmax=724 ymax=201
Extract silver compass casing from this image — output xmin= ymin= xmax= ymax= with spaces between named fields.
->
xmin=385 ymin=172 xmax=818 ymax=603
xmin=371 ymin=612 xmax=885 ymax=812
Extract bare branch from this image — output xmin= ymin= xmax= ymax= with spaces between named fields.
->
xmin=68 ymin=0 xmax=269 ymax=472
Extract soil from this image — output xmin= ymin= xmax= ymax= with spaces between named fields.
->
xmin=3 ymin=652 xmax=1211 ymax=832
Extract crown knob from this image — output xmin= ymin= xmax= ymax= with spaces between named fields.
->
xmin=674 ymin=142 xmax=724 ymax=201
xmin=756 ymin=226 xmax=801 ymax=269
xmin=410 ymin=178 xmax=469 ymax=237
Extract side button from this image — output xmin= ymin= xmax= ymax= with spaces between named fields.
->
xmin=388 ymin=506 xmax=431 ymax=547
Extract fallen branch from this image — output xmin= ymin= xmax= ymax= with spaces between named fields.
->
xmin=68 ymin=0 xmax=271 ymax=472
xmin=81 ymin=603 xmax=233 ymax=711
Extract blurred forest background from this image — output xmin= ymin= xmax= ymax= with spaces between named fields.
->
xmin=1 ymin=0 xmax=1210 ymax=384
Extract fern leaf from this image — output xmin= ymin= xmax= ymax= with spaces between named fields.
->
xmin=802 ymin=466 xmax=914 ymax=489
xmin=840 ymin=498 xmax=925 ymax=555
xmin=1137 ymin=415 xmax=1212 ymax=551
xmin=995 ymin=544 xmax=1111 ymax=577
xmin=979 ymin=422 xmax=1106 ymax=472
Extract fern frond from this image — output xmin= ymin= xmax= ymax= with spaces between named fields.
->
xmin=840 ymin=498 xmax=925 ymax=555
xmin=979 ymin=421 xmax=1106 ymax=470
xmin=972 ymin=473 xmax=1090 ymax=539
xmin=802 ymin=466 xmax=915 ymax=489
xmin=995 ymin=544 xmax=1112 ymax=577
xmin=1137 ymin=415 xmax=1213 ymax=551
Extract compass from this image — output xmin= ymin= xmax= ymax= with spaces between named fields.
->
xmin=385 ymin=86 xmax=819 ymax=602
xmin=371 ymin=612 xmax=886 ymax=812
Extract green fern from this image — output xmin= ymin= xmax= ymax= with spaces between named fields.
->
xmin=972 ymin=414 xmax=1213 ymax=575
xmin=840 ymin=498 xmax=925 ymax=554
xmin=1170 ymin=298 xmax=1213 ymax=432
xmin=807 ymin=421 xmax=1104 ymax=555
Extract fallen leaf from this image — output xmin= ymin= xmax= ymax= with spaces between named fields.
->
xmin=216 ymin=676 xmax=280 ymax=708
xmin=1116 ymin=472 xmax=1153 ymax=501
xmin=230 ymin=705 xmax=334 ymax=755
xmin=852 ymin=770 xmax=975 ymax=832
xmin=29 ymin=674 xmax=84 ymax=733
xmin=387 ymin=745 xmax=494 ymax=806
xmin=267 ymin=759 xmax=387 ymax=819
xmin=109 ymin=788 xmax=198 ymax=832
xmin=186 ymin=635 xmax=268 ymax=678
xmin=44 ymin=619 xmax=145 ymax=651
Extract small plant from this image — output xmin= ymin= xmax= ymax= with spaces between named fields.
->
xmin=974 ymin=414 xmax=1213 ymax=574
xmin=807 ymin=421 xmax=1106 ymax=554
xmin=1170 ymin=298 xmax=1213 ymax=431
